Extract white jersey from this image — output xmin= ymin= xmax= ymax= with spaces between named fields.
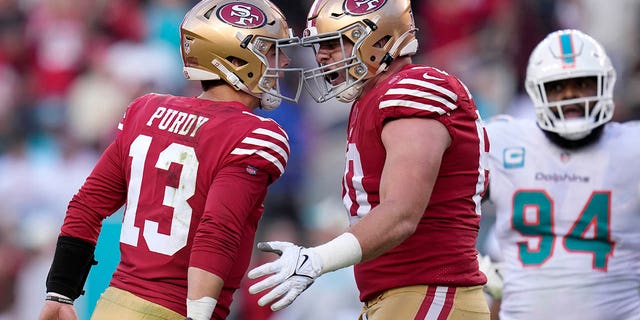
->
xmin=487 ymin=117 xmax=640 ymax=320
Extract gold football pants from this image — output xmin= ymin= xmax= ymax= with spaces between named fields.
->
xmin=91 ymin=286 xmax=183 ymax=320
xmin=359 ymin=285 xmax=490 ymax=320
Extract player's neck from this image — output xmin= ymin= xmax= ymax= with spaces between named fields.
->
xmin=198 ymin=85 xmax=259 ymax=110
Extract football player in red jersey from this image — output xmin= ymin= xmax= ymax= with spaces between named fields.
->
xmin=248 ymin=0 xmax=491 ymax=319
xmin=37 ymin=0 xmax=302 ymax=319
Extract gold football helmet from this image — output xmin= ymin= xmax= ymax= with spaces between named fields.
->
xmin=180 ymin=0 xmax=303 ymax=109
xmin=302 ymin=0 xmax=418 ymax=102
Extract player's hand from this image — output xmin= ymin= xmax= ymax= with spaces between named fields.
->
xmin=478 ymin=254 xmax=503 ymax=299
xmin=39 ymin=301 xmax=79 ymax=320
xmin=248 ymin=241 xmax=323 ymax=311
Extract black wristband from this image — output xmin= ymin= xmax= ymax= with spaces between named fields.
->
xmin=45 ymin=236 xmax=98 ymax=300
xmin=45 ymin=295 xmax=74 ymax=305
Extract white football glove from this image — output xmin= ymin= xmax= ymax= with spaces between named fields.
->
xmin=478 ymin=254 xmax=504 ymax=299
xmin=248 ymin=241 xmax=323 ymax=311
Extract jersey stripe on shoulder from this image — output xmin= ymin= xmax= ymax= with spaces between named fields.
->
xmin=238 ymin=136 xmax=288 ymax=162
xmin=380 ymin=77 xmax=459 ymax=115
xmin=231 ymin=127 xmax=290 ymax=175
xmin=396 ymin=78 xmax=458 ymax=100
xmin=253 ymin=127 xmax=289 ymax=143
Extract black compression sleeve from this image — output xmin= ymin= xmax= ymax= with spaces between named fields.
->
xmin=45 ymin=236 xmax=98 ymax=300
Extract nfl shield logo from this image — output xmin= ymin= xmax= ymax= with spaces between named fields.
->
xmin=246 ymin=165 xmax=258 ymax=175
xmin=183 ymin=40 xmax=191 ymax=54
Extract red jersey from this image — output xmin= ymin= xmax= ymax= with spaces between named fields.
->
xmin=60 ymin=94 xmax=290 ymax=319
xmin=343 ymin=65 xmax=489 ymax=301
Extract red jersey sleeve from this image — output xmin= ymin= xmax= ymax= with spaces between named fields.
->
xmin=59 ymin=98 xmax=139 ymax=243
xmin=189 ymin=164 xmax=268 ymax=278
xmin=189 ymin=117 xmax=290 ymax=280
xmin=226 ymin=116 xmax=290 ymax=181
xmin=377 ymin=66 xmax=467 ymax=125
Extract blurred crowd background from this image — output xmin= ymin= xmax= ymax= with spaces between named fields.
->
xmin=1 ymin=0 xmax=640 ymax=319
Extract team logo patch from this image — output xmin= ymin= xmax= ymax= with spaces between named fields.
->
xmin=217 ymin=3 xmax=267 ymax=29
xmin=503 ymin=147 xmax=525 ymax=169
xmin=344 ymin=0 xmax=387 ymax=16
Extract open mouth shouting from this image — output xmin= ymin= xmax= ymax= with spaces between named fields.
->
xmin=561 ymin=104 xmax=586 ymax=119
xmin=325 ymin=70 xmax=340 ymax=84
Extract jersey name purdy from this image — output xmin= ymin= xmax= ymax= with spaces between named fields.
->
xmin=145 ymin=106 xmax=210 ymax=137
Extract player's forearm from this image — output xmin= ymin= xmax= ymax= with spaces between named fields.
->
xmin=311 ymin=200 xmax=420 ymax=274
xmin=348 ymin=200 xmax=422 ymax=262
xmin=186 ymin=267 xmax=222 ymax=320
xmin=187 ymin=267 xmax=223 ymax=300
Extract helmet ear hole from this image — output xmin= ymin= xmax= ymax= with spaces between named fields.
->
xmin=204 ymin=7 xmax=214 ymax=19
xmin=227 ymin=56 xmax=248 ymax=67
xmin=373 ymin=36 xmax=391 ymax=49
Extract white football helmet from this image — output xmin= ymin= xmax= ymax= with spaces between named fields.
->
xmin=301 ymin=0 xmax=418 ymax=103
xmin=525 ymin=29 xmax=616 ymax=140
xmin=180 ymin=0 xmax=303 ymax=110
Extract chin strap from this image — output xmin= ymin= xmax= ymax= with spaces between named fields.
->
xmin=259 ymin=89 xmax=282 ymax=110
xmin=337 ymin=83 xmax=363 ymax=103
xmin=338 ymin=27 xmax=417 ymax=103
xmin=212 ymin=59 xmax=281 ymax=110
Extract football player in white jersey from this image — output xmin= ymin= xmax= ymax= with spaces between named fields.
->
xmin=484 ymin=29 xmax=640 ymax=320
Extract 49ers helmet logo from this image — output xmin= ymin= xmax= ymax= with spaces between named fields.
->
xmin=217 ymin=2 xmax=267 ymax=29
xmin=344 ymin=0 xmax=387 ymax=16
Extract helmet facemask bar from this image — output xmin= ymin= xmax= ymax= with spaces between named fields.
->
xmin=301 ymin=23 xmax=371 ymax=103
xmin=532 ymin=72 xmax=615 ymax=140
xmin=245 ymin=32 xmax=304 ymax=109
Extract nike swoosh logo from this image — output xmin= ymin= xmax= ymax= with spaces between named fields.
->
xmin=423 ymin=73 xmax=444 ymax=81
xmin=299 ymin=254 xmax=310 ymax=268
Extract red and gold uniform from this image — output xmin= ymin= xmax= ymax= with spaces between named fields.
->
xmin=61 ymin=93 xmax=289 ymax=319
xmin=342 ymin=65 xmax=489 ymax=304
